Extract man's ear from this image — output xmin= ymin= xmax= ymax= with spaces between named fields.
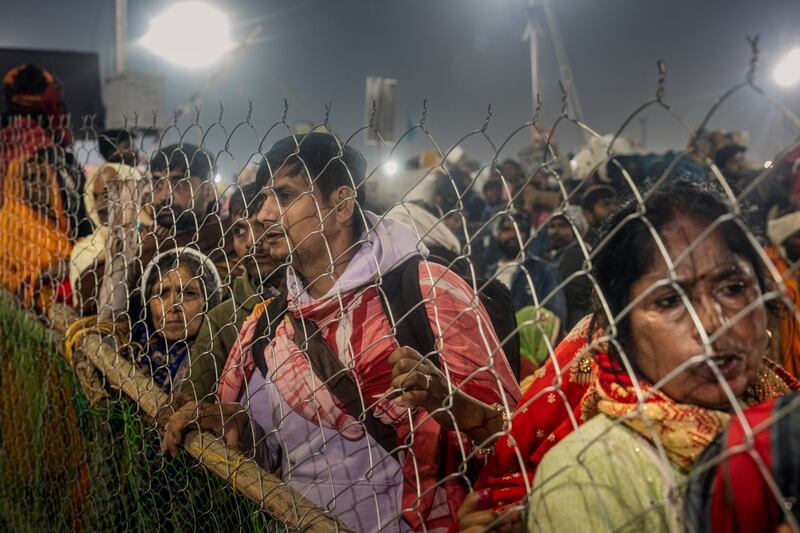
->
xmin=330 ymin=186 xmax=356 ymax=227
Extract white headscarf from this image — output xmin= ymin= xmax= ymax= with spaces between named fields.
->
xmin=386 ymin=201 xmax=462 ymax=255
xmin=140 ymin=247 xmax=224 ymax=312
xmin=68 ymin=163 xmax=143 ymax=289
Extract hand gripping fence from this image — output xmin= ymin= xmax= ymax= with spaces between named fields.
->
xmin=1 ymin=37 xmax=800 ymax=532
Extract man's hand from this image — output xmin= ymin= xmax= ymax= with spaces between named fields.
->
xmin=387 ymin=346 xmax=507 ymax=443
xmin=155 ymin=392 xmax=193 ymax=430
xmin=388 ymin=346 xmax=451 ymax=414
xmin=160 ymin=401 xmax=251 ymax=457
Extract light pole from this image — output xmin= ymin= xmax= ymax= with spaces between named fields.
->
xmin=523 ymin=0 xmax=587 ymax=143
xmin=115 ymin=0 xmax=127 ymax=74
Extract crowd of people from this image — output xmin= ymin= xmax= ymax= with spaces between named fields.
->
xmin=4 ymin=63 xmax=800 ymax=531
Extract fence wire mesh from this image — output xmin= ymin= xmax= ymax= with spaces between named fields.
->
xmin=1 ymin=41 xmax=800 ymax=532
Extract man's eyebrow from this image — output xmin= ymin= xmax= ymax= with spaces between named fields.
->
xmin=271 ymin=184 xmax=296 ymax=194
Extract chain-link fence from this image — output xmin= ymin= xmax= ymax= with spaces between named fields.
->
xmin=2 ymin=40 xmax=800 ymax=532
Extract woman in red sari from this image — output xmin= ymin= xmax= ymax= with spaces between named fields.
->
xmin=457 ymin=180 xmax=799 ymax=531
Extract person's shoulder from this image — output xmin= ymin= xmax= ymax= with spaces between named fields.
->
xmin=538 ymin=415 xmax=635 ymax=471
xmin=204 ymin=296 xmax=236 ymax=325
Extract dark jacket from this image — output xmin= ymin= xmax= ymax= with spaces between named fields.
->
xmin=485 ymin=254 xmax=567 ymax=324
xmin=180 ymin=272 xmax=269 ymax=401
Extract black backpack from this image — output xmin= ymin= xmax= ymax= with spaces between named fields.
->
xmin=375 ymin=256 xmax=520 ymax=378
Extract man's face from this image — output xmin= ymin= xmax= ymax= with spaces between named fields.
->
xmin=151 ymin=169 xmax=213 ymax=231
xmin=483 ymin=183 xmax=503 ymax=207
xmin=500 ymin=163 xmax=525 ymax=191
xmin=107 ymin=140 xmax=137 ymax=166
xmin=585 ymin=197 xmax=617 ymax=228
xmin=546 ymin=216 xmax=575 ymax=250
xmin=255 ymin=168 xmax=338 ymax=269
xmin=231 ymin=210 xmax=278 ymax=281
xmin=723 ymin=152 xmax=746 ymax=177
xmin=497 ymin=223 xmax=527 ymax=258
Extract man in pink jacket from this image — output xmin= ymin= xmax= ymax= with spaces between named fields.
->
xmin=162 ymin=133 xmax=520 ymax=532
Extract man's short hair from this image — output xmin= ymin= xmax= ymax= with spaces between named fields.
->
xmin=496 ymin=210 xmax=532 ymax=239
xmin=714 ymin=143 xmax=746 ymax=169
xmin=256 ymin=133 xmax=368 ymax=232
xmin=97 ymin=129 xmax=135 ymax=162
xmin=500 ymin=158 xmax=524 ymax=174
xmin=150 ymin=143 xmax=215 ymax=182
xmin=483 ymin=179 xmax=503 ymax=194
xmin=580 ymin=185 xmax=616 ymax=212
xmin=229 ymin=181 xmax=264 ymax=220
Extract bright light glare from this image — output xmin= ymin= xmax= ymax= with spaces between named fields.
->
xmin=764 ymin=160 xmax=773 ymax=169
xmin=140 ymin=2 xmax=234 ymax=68
xmin=214 ymin=173 xmax=222 ymax=183
xmin=774 ymin=48 xmax=800 ymax=87
xmin=383 ymin=160 xmax=399 ymax=176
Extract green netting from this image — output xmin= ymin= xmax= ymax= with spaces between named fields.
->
xmin=0 ymin=296 xmax=284 ymax=532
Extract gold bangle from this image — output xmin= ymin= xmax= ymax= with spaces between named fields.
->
xmin=473 ymin=403 xmax=510 ymax=457
xmin=493 ymin=402 xmax=510 ymax=432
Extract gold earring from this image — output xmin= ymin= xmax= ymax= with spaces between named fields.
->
xmin=766 ymin=329 xmax=773 ymax=350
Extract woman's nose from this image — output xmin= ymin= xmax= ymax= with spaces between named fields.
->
xmin=694 ymin=294 xmax=725 ymax=341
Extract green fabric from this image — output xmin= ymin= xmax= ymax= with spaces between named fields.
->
xmin=529 ymin=414 xmax=686 ymax=533
xmin=0 ymin=292 xmax=280 ymax=531
xmin=180 ymin=273 xmax=262 ymax=401
xmin=515 ymin=306 xmax=559 ymax=366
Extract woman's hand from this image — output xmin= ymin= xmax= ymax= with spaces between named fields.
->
xmin=387 ymin=346 xmax=507 ymax=443
xmin=457 ymin=489 xmax=524 ymax=532
xmin=160 ymin=401 xmax=251 ymax=457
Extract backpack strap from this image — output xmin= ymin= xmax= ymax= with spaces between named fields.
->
xmin=286 ymin=313 xmax=399 ymax=459
xmin=248 ymin=291 xmax=399 ymax=458
xmin=379 ymin=256 xmax=439 ymax=368
xmin=251 ymin=293 xmax=288 ymax=377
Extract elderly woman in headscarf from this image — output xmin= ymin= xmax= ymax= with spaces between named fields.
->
xmin=456 ymin=180 xmax=799 ymax=532
xmin=69 ymin=163 xmax=143 ymax=311
xmin=133 ymin=247 xmax=222 ymax=393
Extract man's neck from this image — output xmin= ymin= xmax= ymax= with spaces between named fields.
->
xmin=297 ymin=235 xmax=359 ymax=300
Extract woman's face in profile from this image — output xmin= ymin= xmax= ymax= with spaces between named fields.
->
xmin=149 ymin=265 xmax=205 ymax=342
xmin=625 ymin=217 xmax=767 ymax=409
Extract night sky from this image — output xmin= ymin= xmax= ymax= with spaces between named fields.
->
xmin=2 ymin=0 xmax=800 ymax=174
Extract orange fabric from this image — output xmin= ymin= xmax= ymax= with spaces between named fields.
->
xmin=0 ymin=125 xmax=72 ymax=309
xmin=765 ymin=246 xmax=800 ymax=378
